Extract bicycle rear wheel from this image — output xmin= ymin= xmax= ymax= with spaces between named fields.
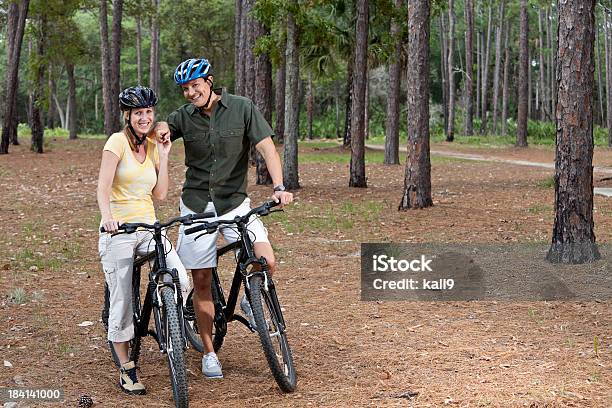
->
xmin=248 ymin=274 xmax=297 ymax=392
xmin=160 ymin=287 xmax=189 ymax=408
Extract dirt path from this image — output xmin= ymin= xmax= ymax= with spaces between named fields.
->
xmin=0 ymin=139 xmax=610 ymax=407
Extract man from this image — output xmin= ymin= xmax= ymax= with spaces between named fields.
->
xmin=157 ymin=58 xmax=293 ymax=379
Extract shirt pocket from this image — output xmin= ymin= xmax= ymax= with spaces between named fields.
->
xmin=219 ymin=128 xmax=245 ymax=156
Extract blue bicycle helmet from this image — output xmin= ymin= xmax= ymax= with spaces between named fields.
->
xmin=174 ymin=58 xmax=213 ymax=85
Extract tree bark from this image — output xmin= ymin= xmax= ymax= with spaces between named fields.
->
xmin=234 ymin=0 xmax=244 ymax=94
xmin=439 ymin=15 xmax=449 ymax=135
xmin=476 ymin=28 xmax=481 ymax=120
xmin=538 ymin=10 xmax=548 ymax=121
xmin=1 ymin=0 xmax=29 ymax=154
xmin=547 ymin=0 xmax=599 ymax=264
xmin=253 ymin=11 xmax=273 ymax=185
xmin=136 ymin=13 xmax=143 ymax=85
xmin=110 ymin=0 xmax=124 ymax=132
xmin=67 ymin=63 xmax=77 ymax=139
xmin=99 ymin=0 xmax=113 ymax=136
xmin=243 ymin=0 xmax=256 ymax=100
xmin=464 ymin=0 xmax=474 ymax=136
xmin=491 ymin=1 xmax=505 ymax=134
xmin=385 ymin=0 xmax=402 ymax=165
xmin=307 ymin=73 xmax=314 ymax=139
xmin=501 ymin=22 xmax=510 ymax=136
xmin=274 ymin=54 xmax=286 ymax=144
xmin=480 ymin=6 xmax=492 ymax=133
xmin=283 ymin=7 xmax=300 ymax=190
xmin=399 ymin=0 xmax=432 ymax=210
xmin=517 ymin=0 xmax=529 ymax=147
xmin=343 ymin=49 xmax=354 ymax=147
xmin=596 ymin=22 xmax=604 ymax=127
xmin=30 ymin=16 xmax=46 ymax=154
xmin=446 ymin=0 xmax=456 ymax=142
xmin=349 ymin=0 xmax=368 ymax=188
xmin=149 ymin=0 xmax=160 ymax=95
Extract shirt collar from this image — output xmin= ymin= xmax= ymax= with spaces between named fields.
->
xmin=186 ymin=88 xmax=228 ymax=116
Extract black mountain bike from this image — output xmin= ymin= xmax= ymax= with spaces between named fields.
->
xmin=100 ymin=212 xmax=212 ymax=408
xmin=182 ymin=200 xmax=297 ymax=392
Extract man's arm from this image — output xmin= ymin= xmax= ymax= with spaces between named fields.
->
xmin=255 ymin=136 xmax=294 ymax=206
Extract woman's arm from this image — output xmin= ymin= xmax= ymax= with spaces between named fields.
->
xmin=152 ymin=138 xmax=172 ymax=201
xmin=97 ymin=150 xmax=121 ymax=232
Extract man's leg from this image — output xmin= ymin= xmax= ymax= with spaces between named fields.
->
xmin=190 ymin=267 xmax=215 ymax=353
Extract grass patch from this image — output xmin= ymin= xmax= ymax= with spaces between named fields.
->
xmin=270 ymin=199 xmax=384 ymax=234
xmin=526 ymin=204 xmax=553 ymax=214
xmin=298 ymin=140 xmax=340 ymax=149
xmin=8 ymin=287 xmax=27 ymax=304
xmin=536 ymin=177 xmax=555 ymax=189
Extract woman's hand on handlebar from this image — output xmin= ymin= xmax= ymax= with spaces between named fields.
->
xmin=101 ymin=218 xmax=121 ymax=233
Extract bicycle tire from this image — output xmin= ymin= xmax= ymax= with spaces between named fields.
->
xmin=102 ymin=283 xmax=142 ymax=367
xmin=160 ymin=287 xmax=189 ymax=408
xmin=248 ymin=274 xmax=297 ymax=392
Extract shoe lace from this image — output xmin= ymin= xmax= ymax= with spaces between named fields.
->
xmin=122 ymin=367 xmax=139 ymax=384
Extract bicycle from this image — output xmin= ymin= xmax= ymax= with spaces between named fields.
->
xmin=100 ymin=211 xmax=212 ymax=408
xmin=182 ymin=200 xmax=297 ymax=392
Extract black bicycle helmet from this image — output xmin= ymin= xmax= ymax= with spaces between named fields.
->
xmin=119 ymin=86 xmax=158 ymax=111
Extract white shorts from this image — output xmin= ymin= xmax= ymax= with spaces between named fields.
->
xmin=176 ymin=197 xmax=269 ymax=269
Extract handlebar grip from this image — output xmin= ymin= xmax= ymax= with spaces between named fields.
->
xmin=192 ymin=211 xmax=215 ymax=220
xmin=185 ymin=224 xmax=206 ymax=235
xmin=100 ymin=224 xmax=133 ymax=233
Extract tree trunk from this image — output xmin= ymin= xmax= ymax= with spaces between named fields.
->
xmin=30 ymin=16 xmax=46 ymax=154
xmin=596 ymin=22 xmax=604 ymax=127
xmin=343 ymin=49 xmax=354 ymax=147
xmin=149 ymin=0 xmax=160 ymax=95
xmin=606 ymin=13 xmax=612 ymax=146
xmin=528 ymin=47 xmax=532 ymax=119
xmin=234 ymin=0 xmax=243 ymax=94
xmin=99 ymin=0 xmax=113 ymax=136
xmin=47 ymin=70 xmax=57 ymax=129
xmin=364 ymin=77 xmax=370 ymax=140
xmin=501 ymin=22 xmax=510 ymax=136
xmin=283 ymin=7 xmax=300 ymax=190
xmin=547 ymin=0 xmax=599 ymax=264
xmin=52 ymin=94 xmax=66 ymax=129
xmin=464 ymin=0 xmax=474 ymax=136
xmin=517 ymin=0 xmax=529 ymax=147
xmin=538 ymin=10 xmax=548 ymax=121
xmin=136 ymin=13 xmax=143 ymax=85
xmin=1 ymin=0 xmax=29 ymax=153
xmin=307 ymin=72 xmax=314 ymax=140
xmin=67 ymin=63 xmax=77 ymax=139
xmin=446 ymin=0 xmax=456 ymax=142
xmin=439 ymin=15 xmax=448 ymax=135
xmin=491 ymin=1 xmax=505 ymax=134
xmin=476 ymin=28 xmax=481 ymax=120
xmin=385 ymin=0 xmax=402 ymax=165
xmin=349 ymin=0 xmax=368 ymax=188
xmin=399 ymin=0 xmax=432 ymax=210
xmin=335 ymin=80 xmax=341 ymax=139
xmin=243 ymin=0 xmax=256 ymax=100
xmin=480 ymin=6 xmax=492 ymax=133
xmin=253 ymin=12 xmax=273 ymax=185
xmin=274 ymin=55 xmax=286 ymax=143
xmin=110 ymin=0 xmax=124 ymax=132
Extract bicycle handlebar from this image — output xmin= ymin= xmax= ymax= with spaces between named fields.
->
xmin=184 ymin=200 xmax=281 ymax=236
xmin=100 ymin=211 xmax=215 ymax=234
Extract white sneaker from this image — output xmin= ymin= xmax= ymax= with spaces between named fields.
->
xmin=240 ymin=294 xmax=257 ymax=330
xmin=202 ymin=352 xmax=223 ymax=379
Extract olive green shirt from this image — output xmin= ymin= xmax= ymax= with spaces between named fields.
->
xmin=167 ymin=89 xmax=273 ymax=215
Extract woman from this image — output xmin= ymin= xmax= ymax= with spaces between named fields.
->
xmin=97 ymin=86 xmax=190 ymax=395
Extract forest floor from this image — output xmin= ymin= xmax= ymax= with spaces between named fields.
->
xmin=0 ymin=138 xmax=610 ymax=407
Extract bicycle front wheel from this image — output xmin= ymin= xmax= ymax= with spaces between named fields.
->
xmin=160 ymin=287 xmax=189 ymax=408
xmin=248 ymin=274 xmax=297 ymax=392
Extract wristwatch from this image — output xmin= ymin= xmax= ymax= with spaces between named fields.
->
xmin=273 ymin=184 xmax=286 ymax=192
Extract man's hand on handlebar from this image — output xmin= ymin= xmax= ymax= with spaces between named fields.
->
xmin=272 ymin=191 xmax=293 ymax=207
